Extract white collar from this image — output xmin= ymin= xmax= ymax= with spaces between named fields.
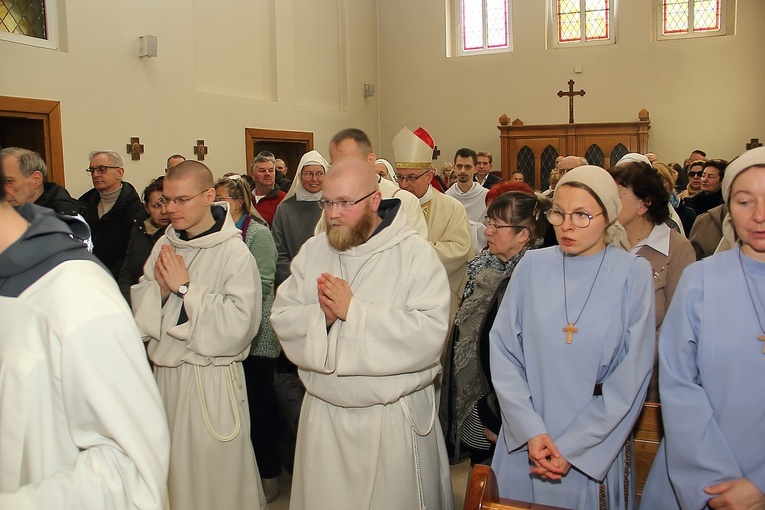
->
xmin=631 ymin=222 xmax=670 ymax=257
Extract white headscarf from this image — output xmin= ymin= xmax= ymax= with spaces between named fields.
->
xmin=615 ymin=153 xmax=651 ymax=167
xmin=375 ymin=158 xmax=397 ymax=183
xmin=555 ymin=165 xmax=630 ymax=251
xmin=721 ymin=146 xmax=765 ymax=246
xmin=284 ymin=150 xmax=329 ymax=201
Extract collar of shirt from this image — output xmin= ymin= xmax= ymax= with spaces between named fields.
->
xmin=631 ymin=222 xmax=670 ymax=257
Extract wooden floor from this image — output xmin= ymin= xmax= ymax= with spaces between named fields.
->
xmin=267 ymin=459 xmax=472 ymax=509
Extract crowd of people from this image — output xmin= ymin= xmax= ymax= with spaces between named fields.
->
xmin=0 ymin=132 xmax=763 ymax=510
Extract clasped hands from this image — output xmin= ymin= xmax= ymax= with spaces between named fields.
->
xmin=528 ymin=433 xmax=571 ymax=481
xmin=317 ymin=273 xmax=352 ymax=327
xmin=154 ymin=244 xmax=190 ymax=302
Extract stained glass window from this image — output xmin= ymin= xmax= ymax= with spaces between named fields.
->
xmin=461 ymin=0 xmax=510 ymax=53
xmin=0 ymin=0 xmax=46 ymax=39
xmin=663 ymin=0 xmax=722 ymax=35
xmin=556 ymin=0 xmax=610 ymax=44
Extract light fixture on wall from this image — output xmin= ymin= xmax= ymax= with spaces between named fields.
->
xmin=139 ymin=35 xmax=158 ymax=58
xmin=363 ymin=83 xmax=376 ymax=97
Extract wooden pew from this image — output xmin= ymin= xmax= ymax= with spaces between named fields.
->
xmin=633 ymin=402 xmax=663 ymax=498
xmin=463 ymin=464 xmax=572 ymax=510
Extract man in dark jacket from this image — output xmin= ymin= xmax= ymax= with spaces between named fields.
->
xmin=79 ymin=149 xmax=144 ymax=278
xmin=1 ymin=147 xmax=84 ymax=216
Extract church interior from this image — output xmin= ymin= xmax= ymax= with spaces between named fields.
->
xmin=2 ymin=0 xmax=763 ymax=195
xmin=2 ymin=1 xmax=764 ymax=509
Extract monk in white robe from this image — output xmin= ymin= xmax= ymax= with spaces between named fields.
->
xmin=271 ymin=159 xmax=453 ymax=510
xmin=131 ymin=162 xmax=268 ymax=510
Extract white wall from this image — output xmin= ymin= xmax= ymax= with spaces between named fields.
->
xmin=376 ymin=0 xmax=765 ymax=172
xmin=0 ymin=0 xmax=380 ymax=196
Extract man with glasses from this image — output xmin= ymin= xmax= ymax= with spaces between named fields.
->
xmin=78 ymin=150 xmax=143 ymax=278
xmin=131 ymin=160 xmax=269 ymax=510
xmin=249 ymin=151 xmax=286 ymax=227
xmin=327 ymin=127 xmax=427 ymax=238
xmin=393 ymin=126 xmax=472 ymax=321
xmin=271 ymin=157 xmax=453 ymax=510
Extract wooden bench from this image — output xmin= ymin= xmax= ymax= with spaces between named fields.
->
xmin=463 ymin=464 xmax=572 ymax=510
xmin=633 ymin=401 xmax=662 ymax=498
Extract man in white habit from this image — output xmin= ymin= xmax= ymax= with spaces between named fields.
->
xmin=393 ymin=126 xmax=473 ymax=321
xmin=131 ymin=161 xmax=268 ymax=510
xmin=270 ymin=158 xmax=454 ymax=510
xmin=445 ymin=147 xmax=489 ymax=254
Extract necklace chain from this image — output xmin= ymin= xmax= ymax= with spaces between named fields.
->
xmin=738 ymin=249 xmax=765 ymax=343
xmin=563 ymin=247 xmax=608 ymax=328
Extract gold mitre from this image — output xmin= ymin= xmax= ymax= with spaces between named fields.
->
xmin=393 ymin=126 xmax=434 ymax=169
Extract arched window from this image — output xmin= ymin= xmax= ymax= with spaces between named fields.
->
xmin=585 ymin=144 xmax=605 ymax=168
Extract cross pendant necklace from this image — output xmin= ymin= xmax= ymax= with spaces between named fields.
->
xmin=738 ymin=249 xmax=765 ymax=353
xmin=562 ymin=247 xmax=608 ymax=344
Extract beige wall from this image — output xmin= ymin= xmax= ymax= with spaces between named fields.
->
xmin=377 ymin=0 xmax=765 ymax=173
xmin=0 ymin=0 xmax=379 ymax=196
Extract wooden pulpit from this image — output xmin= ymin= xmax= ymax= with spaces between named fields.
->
xmin=497 ymin=110 xmax=651 ymax=190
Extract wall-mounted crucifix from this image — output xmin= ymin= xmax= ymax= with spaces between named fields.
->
xmin=557 ymin=79 xmax=586 ymax=124
xmin=126 ymin=137 xmax=145 ymax=161
xmin=194 ymin=139 xmax=208 ymax=161
xmin=432 ymin=145 xmax=441 ymax=160
xmin=746 ymin=138 xmax=762 ymax=150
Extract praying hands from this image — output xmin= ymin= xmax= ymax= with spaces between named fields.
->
xmin=317 ymin=272 xmax=353 ymax=326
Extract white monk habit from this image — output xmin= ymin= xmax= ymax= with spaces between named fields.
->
xmin=419 ymin=185 xmax=473 ymax=320
xmin=131 ymin=203 xmax=268 ymax=510
xmin=445 ymin=182 xmax=489 ymax=255
xmin=271 ymin=199 xmax=454 ymax=510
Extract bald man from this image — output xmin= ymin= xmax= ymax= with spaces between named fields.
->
xmin=271 ymin=158 xmax=454 ymax=510
xmin=131 ymin=161 xmax=268 ymax=510
xmin=556 ymin=155 xmax=586 ymax=177
xmin=327 ymin=127 xmax=428 ymax=237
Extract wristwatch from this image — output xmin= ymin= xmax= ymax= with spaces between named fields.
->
xmin=177 ymin=282 xmax=190 ymax=298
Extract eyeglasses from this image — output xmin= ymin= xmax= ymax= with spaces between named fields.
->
xmin=318 ymin=190 xmax=376 ymax=211
xmin=160 ymin=188 xmax=211 ymax=207
xmin=483 ymin=218 xmax=524 ymax=231
xmin=688 ymin=170 xmax=703 ymax=178
xmin=85 ymin=165 xmax=120 ymax=174
xmin=545 ymin=209 xmax=604 ymax=228
xmin=395 ymin=169 xmax=430 ymax=184
xmin=302 ymin=171 xmax=325 ymax=179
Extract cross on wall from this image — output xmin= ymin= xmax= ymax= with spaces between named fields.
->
xmin=557 ymin=79 xmax=586 ymax=124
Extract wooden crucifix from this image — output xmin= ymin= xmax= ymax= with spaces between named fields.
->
xmin=126 ymin=137 xmax=145 ymax=161
xmin=564 ymin=322 xmax=578 ymax=344
xmin=557 ymin=79 xmax=586 ymax=124
xmin=194 ymin=140 xmax=208 ymax=161
xmin=432 ymin=145 xmax=441 ymax=160
xmin=747 ymin=138 xmax=763 ymax=150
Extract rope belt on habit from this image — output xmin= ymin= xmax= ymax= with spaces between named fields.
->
xmin=401 ymin=385 xmax=437 ymax=510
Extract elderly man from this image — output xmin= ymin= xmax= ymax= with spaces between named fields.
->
xmin=0 ymin=158 xmax=170 ymax=510
xmin=475 ymin=151 xmax=501 ymax=189
xmin=394 ymin=127 xmax=472 ymax=320
xmin=78 ymin=150 xmax=144 ymax=278
xmin=327 ymin=127 xmax=428 ymax=238
xmin=249 ymin=151 xmax=286 ymax=226
xmin=131 ymin=161 xmax=267 ymax=510
xmin=165 ymin=154 xmax=186 ymax=172
xmin=271 ymin=158 xmax=453 ymax=510
xmin=1 ymin=147 xmax=83 ymax=216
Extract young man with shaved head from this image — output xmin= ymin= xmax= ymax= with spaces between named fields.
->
xmin=131 ymin=161 xmax=269 ymax=510
xmin=271 ymin=158 xmax=454 ymax=510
